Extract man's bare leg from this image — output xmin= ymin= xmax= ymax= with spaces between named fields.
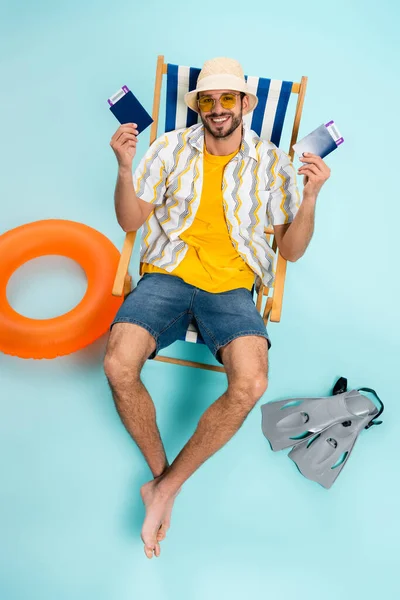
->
xmin=140 ymin=335 xmax=268 ymax=557
xmin=104 ymin=323 xmax=174 ymax=555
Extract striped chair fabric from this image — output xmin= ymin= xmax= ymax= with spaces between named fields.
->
xmin=166 ymin=64 xmax=293 ymax=145
xmin=164 ymin=63 xmax=294 ymax=346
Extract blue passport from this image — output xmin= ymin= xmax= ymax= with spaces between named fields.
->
xmin=108 ymin=85 xmax=153 ymax=133
xmin=292 ymin=121 xmax=344 ymax=159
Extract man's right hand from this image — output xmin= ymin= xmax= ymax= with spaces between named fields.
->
xmin=110 ymin=123 xmax=139 ymax=169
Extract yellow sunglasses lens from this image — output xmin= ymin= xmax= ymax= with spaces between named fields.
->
xmin=198 ymin=97 xmax=214 ymax=111
xmin=220 ymin=94 xmax=237 ymax=108
xmin=198 ymin=94 xmax=238 ymax=111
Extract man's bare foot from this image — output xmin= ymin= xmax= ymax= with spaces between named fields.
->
xmin=140 ymin=477 xmax=179 ymax=558
xmin=156 ymin=494 xmax=174 ymax=542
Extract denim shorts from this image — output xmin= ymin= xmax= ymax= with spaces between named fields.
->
xmin=110 ymin=273 xmax=271 ymax=364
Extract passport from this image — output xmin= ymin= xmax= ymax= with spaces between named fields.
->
xmin=293 ymin=121 xmax=344 ymax=159
xmin=108 ymin=85 xmax=153 ymax=134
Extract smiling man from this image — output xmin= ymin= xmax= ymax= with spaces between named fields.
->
xmin=201 ymin=90 xmax=244 ymax=137
xmin=105 ymin=57 xmax=330 ymax=559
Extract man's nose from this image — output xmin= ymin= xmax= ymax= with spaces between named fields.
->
xmin=211 ymin=99 xmax=230 ymax=114
xmin=213 ymin=98 xmax=225 ymax=110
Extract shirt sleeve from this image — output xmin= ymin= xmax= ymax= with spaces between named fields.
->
xmin=132 ymin=135 xmax=169 ymax=206
xmin=266 ymin=151 xmax=301 ymax=226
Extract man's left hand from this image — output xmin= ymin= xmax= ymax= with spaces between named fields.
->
xmin=298 ymin=153 xmax=331 ymax=199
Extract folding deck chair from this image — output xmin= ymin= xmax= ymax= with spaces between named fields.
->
xmin=112 ymin=55 xmax=307 ymax=373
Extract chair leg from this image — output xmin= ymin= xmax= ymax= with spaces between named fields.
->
xmin=263 ymin=298 xmax=273 ymax=325
xmin=123 ymin=274 xmax=132 ymax=297
xmin=256 ymin=284 xmax=264 ymax=312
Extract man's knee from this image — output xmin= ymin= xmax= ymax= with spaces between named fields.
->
xmin=104 ymin=349 xmax=136 ymax=388
xmin=228 ymin=374 xmax=268 ymax=410
xmin=250 ymin=375 xmax=269 ymax=400
xmin=104 ymin=323 xmax=155 ymax=387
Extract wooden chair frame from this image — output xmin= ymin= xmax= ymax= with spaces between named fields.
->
xmin=112 ymin=55 xmax=308 ymax=373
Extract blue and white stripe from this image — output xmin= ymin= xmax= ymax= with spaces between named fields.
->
xmin=166 ymin=64 xmax=201 ymax=132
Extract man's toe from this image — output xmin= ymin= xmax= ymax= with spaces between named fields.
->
xmin=157 ymin=523 xmax=168 ymax=541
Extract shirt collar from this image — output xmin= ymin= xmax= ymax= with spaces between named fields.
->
xmin=241 ymin=123 xmax=258 ymax=161
xmin=187 ymin=122 xmax=258 ymax=161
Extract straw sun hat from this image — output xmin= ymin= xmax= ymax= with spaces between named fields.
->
xmin=184 ymin=57 xmax=258 ymax=116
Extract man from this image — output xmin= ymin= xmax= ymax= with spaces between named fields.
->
xmin=105 ymin=57 xmax=330 ymax=559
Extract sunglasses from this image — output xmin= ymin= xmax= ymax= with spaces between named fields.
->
xmin=197 ymin=93 xmax=242 ymax=112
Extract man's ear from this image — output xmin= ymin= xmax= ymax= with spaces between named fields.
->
xmin=242 ymin=94 xmax=249 ymax=112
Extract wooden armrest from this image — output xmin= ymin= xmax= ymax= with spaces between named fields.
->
xmin=112 ymin=231 xmax=137 ymax=297
xmin=270 ymin=253 xmax=287 ymax=322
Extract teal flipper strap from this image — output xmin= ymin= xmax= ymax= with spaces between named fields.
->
xmin=358 ymin=387 xmax=384 ymax=428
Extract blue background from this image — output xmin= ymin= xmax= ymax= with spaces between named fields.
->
xmin=0 ymin=0 xmax=398 ymax=598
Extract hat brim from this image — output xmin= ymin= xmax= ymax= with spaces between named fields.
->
xmin=184 ymin=73 xmax=258 ymax=116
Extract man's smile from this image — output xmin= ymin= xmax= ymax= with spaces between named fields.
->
xmin=209 ymin=115 xmax=231 ymax=125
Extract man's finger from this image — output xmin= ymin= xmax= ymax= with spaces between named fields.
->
xmin=112 ymin=135 xmax=137 ymax=149
xmin=298 ymin=164 xmax=320 ymax=177
xmin=117 ymin=133 xmax=137 ymax=143
xmin=301 ymin=156 xmax=330 ymax=177
xmin=120 ymin=141 xmax=137 ymax=150
xmin=114 ymin=130 xmax=138 ymax=144
xmin=118 ymin=123 xmax=137 ymax=131
xmin=299 ymin=157 xmax=330 ymax=177
xmin=111 ymin=124 xmax=138 ymax=143
xmin=299 ymin=154 xmax=326 ymax=167
xmin=111 ymin=124 xmax=136 ymax=141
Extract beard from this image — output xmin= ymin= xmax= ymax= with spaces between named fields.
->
xmin=201 ymin=108 xmax=243 ymax=139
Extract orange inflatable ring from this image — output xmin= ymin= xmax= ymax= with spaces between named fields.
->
xmin=0 ymin=219 xmax=124 ymax=359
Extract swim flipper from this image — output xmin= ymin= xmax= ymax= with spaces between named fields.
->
xmin=288 ymin=388 xmax=383 ymax=488
xmin=261 ymin=388 xmax=379 ymax=451
xmin=261 ymin=381 xmax=384 ymax=488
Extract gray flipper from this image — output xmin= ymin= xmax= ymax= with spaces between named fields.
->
xmin=288 ymin=410 xmax=376 ymax=489
xmin=261 ymin=390 xmax=377 ymax=451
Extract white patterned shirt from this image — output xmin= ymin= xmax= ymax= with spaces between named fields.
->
xmin=133 ymin=123 xmax=301 ymax=286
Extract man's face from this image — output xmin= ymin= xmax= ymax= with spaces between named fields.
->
xmin=198 ymin=89 xmax=248 ymax=139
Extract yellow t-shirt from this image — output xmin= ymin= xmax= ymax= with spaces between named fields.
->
xmin=142 ymin=147 xmax=255 ymax=293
